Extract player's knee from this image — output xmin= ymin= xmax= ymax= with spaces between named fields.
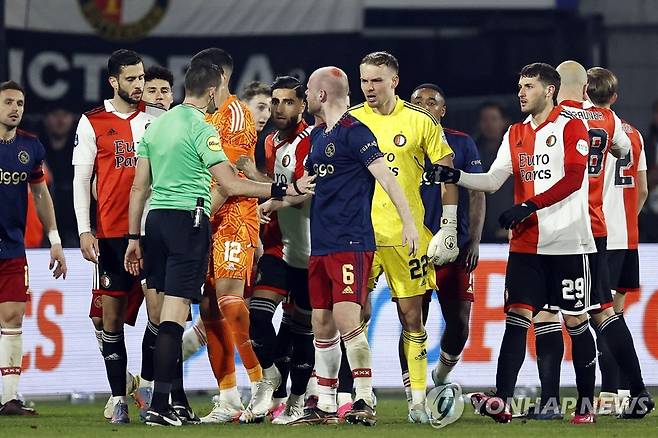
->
xmin=0 ymin=310 xmax=24 ymax=328
xmin=102 ymin=312 xmax=124 ymax=331
xmin=564 ymin=311 xmax=588 ymax=328
xmin=91 ymin=316 xmax=103 ymax=331
xmin=398 ymin=308 xmax=423 ymax=332
xmin=533 ymin=310 xmax=559 ymax=324
xmin=506 ymin=306 xmax=532 ymax=321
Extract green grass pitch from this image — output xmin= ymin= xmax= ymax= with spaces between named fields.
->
xmin=2 ymin=395 xmax=656 ymax=437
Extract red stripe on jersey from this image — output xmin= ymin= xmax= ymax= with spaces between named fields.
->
xmin=509 ymin=122 xmax=539 ymax=253
xmin=623 ymin=122 xmax=643 ymax=248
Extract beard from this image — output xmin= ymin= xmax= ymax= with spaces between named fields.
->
xmin=118 ymin=87 xmax=141 ymax=105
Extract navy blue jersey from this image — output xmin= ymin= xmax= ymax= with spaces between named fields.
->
xmin=421 ymin=128 xmax=483 ymax=248
xmin=306 ymin=113 xmax=384 ymax=256
xmin=0 ymin=130 xmax=46 ymax=259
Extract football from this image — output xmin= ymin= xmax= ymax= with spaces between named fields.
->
xmin=425 ymin=383 xmax=465 ymax=428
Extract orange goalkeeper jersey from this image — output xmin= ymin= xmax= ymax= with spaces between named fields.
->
xmin=205 ymin=95 xmax=259 ymax=246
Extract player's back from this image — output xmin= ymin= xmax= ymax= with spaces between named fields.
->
xmin=350 ymin=98 xmax=452 ymax=247
xmin=603 ymin=120 xmax=646 ymax=250
xmin=0 ymin=129 xmax=46 ymax=258
xmin=559 ymin=99 xmax=627 ymax=237
xmin=306 ymin=114 xmax=383 ymax=256
xmin=206 ymin=95 xmax=259 ymax=245
xmin=502 ymin=107 xmax=594 ymax=255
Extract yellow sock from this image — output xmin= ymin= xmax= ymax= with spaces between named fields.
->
xmin=402 ymin=330 xmax=428 ymax=405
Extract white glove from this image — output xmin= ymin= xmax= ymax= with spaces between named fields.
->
xmin=428 ymin=205 xmax=459 ymax=266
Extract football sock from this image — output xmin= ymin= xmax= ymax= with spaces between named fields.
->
xmin=314 ymin=335 xmax=341 ymax=413
xmin=151 ymin=321 xmax=183 ymax=412
xmin=0 ymin=328 xmax=22 ymax=404
xmin=219 ymin=385 xmax=242 ymax=407
xmin=567 ymin=320 xmax=596 ymax=414
xmin=306 ymin=370 xmax=318 ymax=398
xmin=290 ymin=320 xmax=315 ymax=396
xmin=495 ymin=313 xmax=531 ymax=402
xmin=170 ymin=347 xmax=189 ymax=407
xmin=398 ymin=332 xmax=412 ymax=407
xmin=591 ymin=317 xmax=619 ymax=393
xmin=94 ymin=328 xmax=103 ymax=353
xmin=402 ymin=329 xmax=428 ymax=405
xmin=248 ymin=297 xmax=278 ymax=369
xmin=342 ymin=325 xmax=373 ymax=406
xmin=434 ymin=351 xmax=461 ymax=385
xmin=337 ymin=341 xmax=353 ymax=394
xmin=182 ymin=317 xmax=207 ymax=361
xmin=273 ymin=314 xmax=293 ymax=399
xmin=218 ymin=294 xmax=263 ymax=382
xmin=102 ymin=329 xmax=127 ymax=398
xmin=140 ymin=320 xmax=158 ymax=383
xmin=534 ymin=321 xmax=563 ymax=407
xmin=597 ymin=313 xmax=646 ymax=396
xmin=203 ymin=314 xmax=236 ymax=388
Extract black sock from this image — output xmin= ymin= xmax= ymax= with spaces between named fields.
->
xmin=598 ymin=313 xmax=646 ymax=396
xmin=337 ymin=341 xmax=353 ymax=394
xmin=398 ymin=329 xmax=409 ymax=382
xmin=102 ymin=330 xmax=127 ymax=397
xmin=495 ymin=313 xmax=531 ymax=402
xmin=273 ymin=314 xmax=293 ymax=399
xmin=151 ymin=321 xmax=184 ymax=412
xmin=567 ymin=320 xmax=596 ymax=414
xmin=171 ymin=347 xmax=188 ymax=407
xmin=249 ymin=297 xmax=278 ymax=369
xmin=590 ymin=318 xmax=618 ymax=393
xmin=290 ymin=320 xmax=315 ymax=396
xmin=534 ymin=321 xmax=563 ymax=408
xmin=140 ymin=320 xmax=159 ymax=382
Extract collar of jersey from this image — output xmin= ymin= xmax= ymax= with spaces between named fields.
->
xmin=362 ymin=96 xmax=404 ymax=116
xmin=275 ymin=119 xmax=309 ymax=146
xmin=217 ymin=94 xmax=237 ymax=115
xmin=523 ymin=105 xmax=562 ymax=130
xmin=104 ymin=99 xmax=144 ymax=119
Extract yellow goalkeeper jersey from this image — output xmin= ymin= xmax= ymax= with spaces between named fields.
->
xmin=350 ymin=97 xmax=453 ymax=247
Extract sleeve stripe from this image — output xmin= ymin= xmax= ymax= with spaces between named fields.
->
xmin=229 ymin=101 xmax=246 ymax=132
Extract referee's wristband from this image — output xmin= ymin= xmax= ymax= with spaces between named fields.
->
xmin=125 ymin=233 xmax=141 ymax=240
xmin=271 ymin=182 xmax=288 ymax=199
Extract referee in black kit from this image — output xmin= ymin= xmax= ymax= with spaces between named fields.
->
xmin=124 ymin=57 xmax=314 ymax=426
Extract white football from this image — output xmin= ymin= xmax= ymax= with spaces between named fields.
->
xmin=425 ymin=383 xmax=465 ymax=429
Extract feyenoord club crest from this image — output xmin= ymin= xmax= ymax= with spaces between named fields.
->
xmin=282 ymin=155 xmax=291 ymax=167
xmin=100 ymin=274 xmax=112 ymax=289
xmin=393 ymin=133 xmax=407 ymax=147
xmin=546 ymin=135 xmax=557 ymax=147
xmin=78 ymin=0 xmax=170 ymax=42
xmin=18 ymin=150 xmax=30 ymax=164
xmin=325 ymin=143 xmax=335 ymax=157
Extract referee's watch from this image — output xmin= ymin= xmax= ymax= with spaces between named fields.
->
xmin=271 ymin=182 xmax=288 ymax=199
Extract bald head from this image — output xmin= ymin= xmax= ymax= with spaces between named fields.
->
xmin=556 ymin=60 xmax=588 ymax=102
xmin=309 ymin=67 xmax=349 ymax=100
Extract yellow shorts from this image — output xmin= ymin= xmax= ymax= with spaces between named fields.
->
xmin=369 ymin=245 xmax=437 ymax=299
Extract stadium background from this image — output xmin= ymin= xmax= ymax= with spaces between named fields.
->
xmin=3 ymin=0 xmax=658 ymax=397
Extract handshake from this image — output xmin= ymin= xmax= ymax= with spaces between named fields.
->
xmin=423 ymin=164 xmax=461 ymax=185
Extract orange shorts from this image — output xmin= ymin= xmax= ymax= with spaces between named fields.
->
xmin=208 ymin=221 xmax=256 ymax=284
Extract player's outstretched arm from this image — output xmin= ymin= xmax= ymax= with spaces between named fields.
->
xmin=30 ymin=181 xmax=67 ymax=279
xmin=124 ymin=158 xmax=152 ymax=276
xmin=367 ymin=158 xmax=419 ymax=256
xmin=236 ymin=155 xmax=272 ymax=183
xmin=209 ymin=160 xmax=315 ymax=199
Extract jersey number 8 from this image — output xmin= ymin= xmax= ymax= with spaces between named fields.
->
xmin=587 ymin=128 xmax=609 ymax=176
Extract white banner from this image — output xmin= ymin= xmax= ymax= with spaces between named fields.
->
xmin=15 ymin=245 xmax=658 ymax=396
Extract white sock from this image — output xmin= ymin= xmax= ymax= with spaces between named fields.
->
xmin=411 ymin=389 xmax=426 ymax=406
xmin=306 ymin=372 xmax=318 ymax=397
xmin=0 ymin=328 xmax=22 ymax=404
xmin=337 ymin=392 xmax=352 ymax=406
xmin=433 ymin=351 xmax=460 ymax=384
xmin=263 ymin=364 xmax=278 ymax=379
xmin=94 ymin=328 xmax=103 ymax=354
xmin=343 ymin=326 xmax=373 ymax=406
xmin=219 ymin=386 xmax=242 ymax=407
xmin=182 ymin=318 xmax=206 ymax=362
xmin=314 ymin=335 xmax=341 ymax=413
xmin=402 ymin=371 xmax=412 ymax=409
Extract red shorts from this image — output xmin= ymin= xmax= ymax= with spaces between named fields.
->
xmin=308 ymin=251 xmax=373 ymax=310
xmin=435 ymin=261 xmax=474 ymax=302
xmin=89 ymin=281 xmax=144 ymax=326
xmin=0 ymin=257 xmax=30 ymax=303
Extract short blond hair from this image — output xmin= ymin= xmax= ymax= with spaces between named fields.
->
xmin=587 ymin=67 xmax=618 ymax=106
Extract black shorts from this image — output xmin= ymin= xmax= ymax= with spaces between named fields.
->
xmin=607 ymin=249 xmax=640 ymax=293
xmin=143 ymin=209 xmax=211 ymax=303
xmin=95 ymin=238 xmax=140 ymax=295
xmin=255 ymin=254 xmax=311 ymax=311
xmin=587 ymin=237 xmax=612 ymax=299
xmin=505 ymin=250 xmax=611 ymax=315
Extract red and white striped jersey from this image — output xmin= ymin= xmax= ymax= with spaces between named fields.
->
xmin=490 ymin=106 xmax=595 ymax=255
xmin=560 ymin=99 xmax=630 ymax=238
xmin=603 ymin=120 xmax=647 ymax=250
xmin=262 ymin=121 xmax=313 ymax=268
xmin=72 ymin=100 xmax=163 ymax=238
